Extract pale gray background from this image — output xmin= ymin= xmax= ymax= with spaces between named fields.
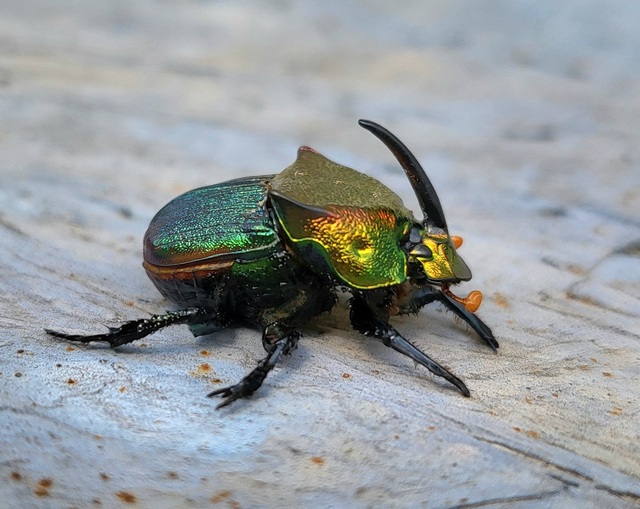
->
xmin=1 ymin=1 xmax=639 ymax=508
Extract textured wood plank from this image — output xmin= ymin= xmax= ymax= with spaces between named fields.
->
xmin=1 ymin=1 xmax=639 ymax=507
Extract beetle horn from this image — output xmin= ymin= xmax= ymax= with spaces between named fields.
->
xmin=358 ymin=119 xmax=448 ymax=231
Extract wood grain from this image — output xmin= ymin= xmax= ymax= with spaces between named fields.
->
xmin=1 ymin=1 xmax=639 ymax=507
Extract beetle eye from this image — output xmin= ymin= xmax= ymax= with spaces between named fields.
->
xmin=409 ymin=226 xmax=422 ymax=244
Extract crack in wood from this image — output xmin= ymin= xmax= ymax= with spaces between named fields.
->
xmin=446 ymin=487 xmax=566 ymax=509
xmin=473 ymin=435 xmax=640 ymax=501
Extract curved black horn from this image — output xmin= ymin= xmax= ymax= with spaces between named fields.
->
xmin=358 ymin=119 xmax=448 ymax=230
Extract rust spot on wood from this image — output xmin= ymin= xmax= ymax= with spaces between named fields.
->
xmin=115 ymin=491 xmax=137 ymax=504
xmin=492 ymin=292 xmax=510 ymax=309
xmin=566 ymin=292 xmax=599 ymax=307
xmin=34 ymin=478 xmax=53 ymax=497
xmin=567 ymin=264 xmax=586 ymax=275
xmin=34 ymin=487 xmax=49 ymax=497
xmin=191 ymin=363 xmax=217 ymax=379
xmin=211 ymin=490 xmax=232 ymax=503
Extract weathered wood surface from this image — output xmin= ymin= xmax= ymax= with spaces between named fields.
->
xmin=1 ymin=1 xmax=639 ymax=507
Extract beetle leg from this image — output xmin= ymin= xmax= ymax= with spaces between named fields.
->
xmin=45 ymin=308 xmax=207 ymax=348
xmin=402 ymin=288 xmax=498 ymax=351
xmin=349 ymin=296 xmax=470 ymax=397
xmin=208 ymin=329 xmax=300 ymax=409
xmin=397 ymin=289 xmax=440 ymax=313
xmin=436 ymin=292 xmax=498 ymax=351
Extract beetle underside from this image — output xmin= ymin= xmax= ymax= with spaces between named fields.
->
xmin=46 ymin=277 xmax=496 ymax=408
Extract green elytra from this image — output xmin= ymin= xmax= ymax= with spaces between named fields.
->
xmin=143 ymin=176 xmax=279 ymax=268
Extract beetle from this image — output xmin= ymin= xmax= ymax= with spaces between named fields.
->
xmin=46 ymin=119 xmax=497 ymax=408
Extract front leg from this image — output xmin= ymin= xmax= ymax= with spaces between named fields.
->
xmin=350 ymin=295 xmax=470 ymax=397
xmin=403 ymin=288 xmax=498 ymax=351
xmin=438 ymin=292 xmax=498 ymax=351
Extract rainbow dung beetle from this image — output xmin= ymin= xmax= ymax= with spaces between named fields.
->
xmin=47 ymin=120 xmax=497 ymax=408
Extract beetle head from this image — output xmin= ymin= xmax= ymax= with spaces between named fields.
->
xmin=405 ymin=224 xmax=471 ymax=284
xmin=358 ymin=119 xmax=471 ymax=284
